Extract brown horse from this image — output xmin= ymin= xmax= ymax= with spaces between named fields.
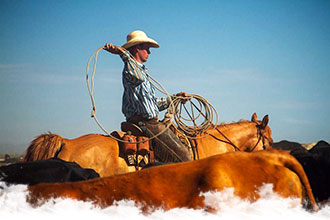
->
xmin=27 ymin=150 xmax=318 ymax=212
xmin=24 ymin=113 xmax=273 ymax=177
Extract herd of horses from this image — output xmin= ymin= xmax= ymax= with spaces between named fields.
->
xmin=1 ymin=113 xmax=328 ymax=212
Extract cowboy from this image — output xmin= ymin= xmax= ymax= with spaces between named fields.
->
xmin=103 ymin=30 xmax=191 ymax=163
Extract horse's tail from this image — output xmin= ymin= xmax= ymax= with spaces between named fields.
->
xmin=23 ymin=133 xmax=64 ymax=162
xmin=277 ymin=150 xmax=319 ymax=211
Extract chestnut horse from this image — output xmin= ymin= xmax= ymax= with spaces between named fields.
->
xmin=24 ymin=113 xmax=273 ymax=177
xmin=27 ymin=150 xmax=318 ymax=212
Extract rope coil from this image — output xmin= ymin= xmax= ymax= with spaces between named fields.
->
xmin=169 ymin=94 xmax=219 ymax=139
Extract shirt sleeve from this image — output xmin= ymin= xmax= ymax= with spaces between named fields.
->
xmin=119 ymin=50 xmax=130 ymax=62
xmin=120 ymin=51 xmax=145 ymax=85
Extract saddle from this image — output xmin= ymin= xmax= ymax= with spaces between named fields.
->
xmin=111 ymin=122 xmax=154 ymax=169
xmin=112 ymin=121 xmax=197 ymax=169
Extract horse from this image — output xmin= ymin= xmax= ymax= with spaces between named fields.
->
xmin=23 ymin=113 xmax=273 ymax=177
xmin=27 ymin=150 xmax=318 ymax=212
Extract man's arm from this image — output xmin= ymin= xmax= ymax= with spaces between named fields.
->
xmin=103 ymin=43 xmax=124 ymax=54
xmin=104 ymin=43 xmax=144 ymax=85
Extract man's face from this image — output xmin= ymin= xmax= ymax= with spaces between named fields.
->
xmin=136 ymin=43 xmax=151 ymax=63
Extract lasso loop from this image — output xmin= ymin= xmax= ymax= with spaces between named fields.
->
xmin=86 ymin=46 xmax=218 ymax=143
xmin=168 ymin=94 xmax=219 ymax=139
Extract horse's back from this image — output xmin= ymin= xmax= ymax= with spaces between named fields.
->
xmin=60 ymin=134 xmax=118 ymax=156
xmin=57 ymin=133 xmax=135 ymax=177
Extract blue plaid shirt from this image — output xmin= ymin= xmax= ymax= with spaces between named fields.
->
xmin=120 ymin=51 xmax=170 ymax=119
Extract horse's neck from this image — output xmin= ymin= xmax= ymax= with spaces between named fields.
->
xmin=212 ymin=122 xmax=256 ymax=144
xmin=193 ymin=121 xmax=258 ymax=158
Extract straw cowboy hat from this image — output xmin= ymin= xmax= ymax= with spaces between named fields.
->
xmin=122 ymin=30 xmax=159 ymax=49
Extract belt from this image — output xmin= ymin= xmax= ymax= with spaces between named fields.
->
xmin=127 ymin=115 xmax=158 ymax=124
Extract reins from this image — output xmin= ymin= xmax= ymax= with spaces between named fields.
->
xmin=206 ymin=127 xmax=242 ymax=151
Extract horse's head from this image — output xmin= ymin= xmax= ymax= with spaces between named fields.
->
xmin=250 ymin=112 xmax=273 ymax=151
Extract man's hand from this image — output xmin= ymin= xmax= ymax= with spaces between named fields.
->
xmin=103 ymin=43 xmax=123 ymax=55
xmin=174 ymin=92 xmax=191 ymax=104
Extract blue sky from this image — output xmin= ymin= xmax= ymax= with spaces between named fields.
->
xmin=1 ymin=0 xmax=329 ymax=153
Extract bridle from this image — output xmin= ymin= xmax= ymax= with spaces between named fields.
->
xmin=249 ymin=124 xmax=272 ymax=152
xmin=206 ymin=123 xmax=272 ymax=152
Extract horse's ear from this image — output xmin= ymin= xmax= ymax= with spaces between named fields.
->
xmin=261 ymin=115 xmax=269 ymax=128
xmin=251 ymin=113 xmax=258 ymax=122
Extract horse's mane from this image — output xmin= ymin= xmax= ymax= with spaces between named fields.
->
xmin=217 ymin=119 xmax=250 ymax=127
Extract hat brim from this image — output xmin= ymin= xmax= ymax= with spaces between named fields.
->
xmin=122 ymin=38 xmax=159 ymax=49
